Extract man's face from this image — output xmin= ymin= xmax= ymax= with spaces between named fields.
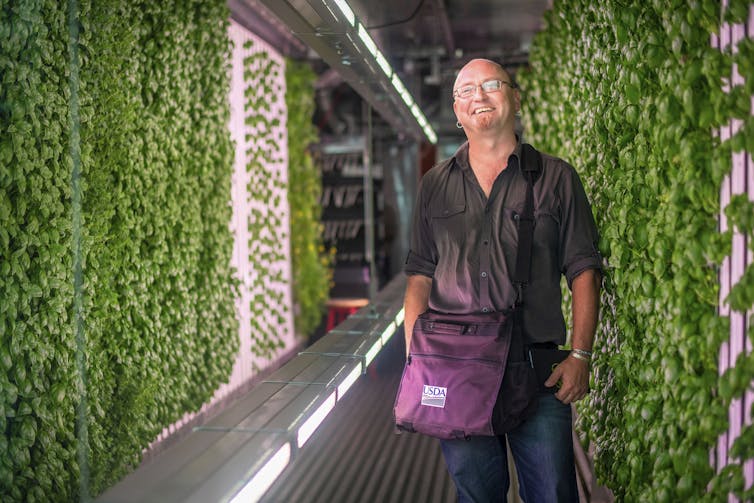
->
xmin=452 ymin=59 xmax=519 ymax=135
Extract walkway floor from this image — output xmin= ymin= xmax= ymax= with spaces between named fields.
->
xmin=261 ymin=327 xmax=458 ymax=502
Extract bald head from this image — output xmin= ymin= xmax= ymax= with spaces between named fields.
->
xmin=453 ymin=59 xmax=512 ymax=91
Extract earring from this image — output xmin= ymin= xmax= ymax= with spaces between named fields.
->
xmin=456 ymin=121 xmax=463 ymax=129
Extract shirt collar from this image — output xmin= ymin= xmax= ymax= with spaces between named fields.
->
xmin=451 ymin=135 xmax=523 ymax=172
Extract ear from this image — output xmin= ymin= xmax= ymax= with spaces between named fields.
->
xmin=452 ymin=100 xmax=461 ymax=122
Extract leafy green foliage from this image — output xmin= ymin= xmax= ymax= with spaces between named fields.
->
xmin=243 ymin=42 xmax=291 ymax=359
xmin=519 ymin=0 xmax=753 ymax=500
xmin=2 ymin=0 xmax=238 ymax=499
xmin=1 ymin=2 xmax=79 ymax=500
xmin=285 ymin=59 xmax=333 ymax=337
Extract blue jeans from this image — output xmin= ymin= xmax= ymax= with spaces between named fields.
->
xmin=439 ymin=394 xmax=578 ymax=503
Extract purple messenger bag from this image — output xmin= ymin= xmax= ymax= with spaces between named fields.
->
xmin=393 ymin=310 xmax=513 ymax=440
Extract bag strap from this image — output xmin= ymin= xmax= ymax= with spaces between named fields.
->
xmin=510 ymin=144 xmax=541 ymax=360
xmin=512 ymin=143 xmax=541 ymax=304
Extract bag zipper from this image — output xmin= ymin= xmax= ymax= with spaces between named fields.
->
xmin=410 ymin=352 xmax=502 ymax=365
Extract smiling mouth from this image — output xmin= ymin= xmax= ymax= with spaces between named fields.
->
xmin=473 ymin=107 xmax=493 ymax=114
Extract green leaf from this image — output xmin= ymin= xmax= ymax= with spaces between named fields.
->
xmin=725 ymin=0 xmax=750 ymax=23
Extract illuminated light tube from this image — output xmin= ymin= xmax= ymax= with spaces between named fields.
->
xmin=230 ymin=443 xmax=291 ymax=503
xmin=391 ymin=74 xmax=416 ymax=107
xmin=400 ymin=90 xmax=414 ymax=108
xmin=411 ymin=104 xmax=429 ymax=129
xmin=410 ymin=103 xmax=422 ymax=120
xmin=411 ymin=104 xmax=428 ymax=127
xmin=357 ymin=22 xmax=378 ymax=56
xmin=332 ymin=0 xmax=355 ymax=26
xmin=348 ymin=12 xmax=437 ymax=145
xmin=297 ymin=392 xmax=336 ymax=448
xmin=364 ymin=338 xmax=382 ymax=367
xmin=391 ymin=73 xmax=408 ymax=97
xmin=337 ymin=365 xmax=362 ymax=400
xmin=381 ymin=321 xmax=396 ymax=345
xmin=395 ymin=307 xmax=405 ymax=326
xmin=374 ymin=50 xmax=392 ymax=78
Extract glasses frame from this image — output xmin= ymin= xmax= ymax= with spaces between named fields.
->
xmin=453 ymin=79 xmax=516 ymax=100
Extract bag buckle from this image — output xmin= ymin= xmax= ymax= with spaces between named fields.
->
xmin=462 ymin=324 xmax=477 ymax=335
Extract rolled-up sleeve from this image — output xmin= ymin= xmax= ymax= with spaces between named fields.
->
xmin=404 ymin=177 xmax=437 ymax=278
xmin=558 ymin=164 xmax=603 ymax=288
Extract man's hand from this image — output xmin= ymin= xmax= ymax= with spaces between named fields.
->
xmin=544 ymin=355 xmax=589 ymax=404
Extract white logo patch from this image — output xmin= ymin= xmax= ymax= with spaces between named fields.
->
xmin=421 ymin=385 xmax=447 ymax=408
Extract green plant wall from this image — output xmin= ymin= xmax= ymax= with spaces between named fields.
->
xmin=241 ymin=40 xmax=292 ymax=361
xmin=285 ymin=58 xmax=333 ymax=337
xmin=518 ymin=0 xmax=754 ymax=500
xmin=1 ymin=2 xmax=77 ymax=501
xmin=1 ymin=0 xmax=238 ymax=500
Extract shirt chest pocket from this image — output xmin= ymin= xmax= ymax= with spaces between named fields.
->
xmin=502 ymin=203 xmax=560 ymax=252
xmin=430 ymin=204 xmax=467 ymax=247
xmin=533 ymin=208 xmax=559 ymax=251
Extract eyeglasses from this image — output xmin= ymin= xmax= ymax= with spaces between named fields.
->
xmin=453 ymin=79 xmax=515 ymax=100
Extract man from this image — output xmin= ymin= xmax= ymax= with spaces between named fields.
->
xmin=403 ymin=58 xmax=602 ymax=502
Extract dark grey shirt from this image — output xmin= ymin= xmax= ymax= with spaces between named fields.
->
xmin=405 ymin=140 xmax=602 ymax=344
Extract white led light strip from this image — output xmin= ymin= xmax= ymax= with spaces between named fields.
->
xmin=381 ymin=321 xmax=396 ymax=345
xmin=332 ymin=0 xmax=355 ymax=25
xmin=230 ymin=443 xmax=291 ymax=503
xmin=394 ymin=307 xmax=405 ymax=326
xmin=337 ymin=364 xmax=363 ymax=399
xmin=297 ymin=392 xmax=337 ymax=448
xmin=357 ymin=23 xmax=378 ymax=57
xmin=330 ymin=0 xmax=436 ymax=143
xmin=365 ymin=338 xmax=382 ymax=367
xmin=374 ymin=50 xmax=392 ymax=78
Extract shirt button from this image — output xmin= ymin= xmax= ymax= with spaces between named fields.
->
xmin=483 ymin=240 xmax=489 ymax=245
xmin=481 ymin=271 xmax=488 ymax=278
xmin=482 ymin=307 xmax=489 ymax=313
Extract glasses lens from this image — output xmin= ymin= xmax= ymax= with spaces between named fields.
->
xmin=456 ymin=85 xmax=475 ymax=98
xmin=482 ymin=80 xmax=502 ymax=92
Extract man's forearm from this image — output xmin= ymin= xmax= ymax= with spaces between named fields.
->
xmin=548 ymin=268 xmax=600 ymax=404
xmin=404 ymin=274 xmax=432 ymax=357
xmin=571 ymin=269 xmax=601 ymax=352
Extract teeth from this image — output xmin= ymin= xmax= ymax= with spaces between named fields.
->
xmin=474 ymin=108 xmax=493 ymax=114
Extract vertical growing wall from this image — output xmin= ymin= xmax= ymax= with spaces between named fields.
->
xmin=519 ymin=0 xmax=753 ymax=500
xmin=285 ymin=59 xmax=333 ymax=337
xmin=715 ymin=0 xmax=754 ymax=492
xmin=227 ymin=21 xmax=295 ymax=379
xmin=1 ymin=1 xmax=239 ymax=499
xmin=151 ymin=20 xmax=303 ymax=449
